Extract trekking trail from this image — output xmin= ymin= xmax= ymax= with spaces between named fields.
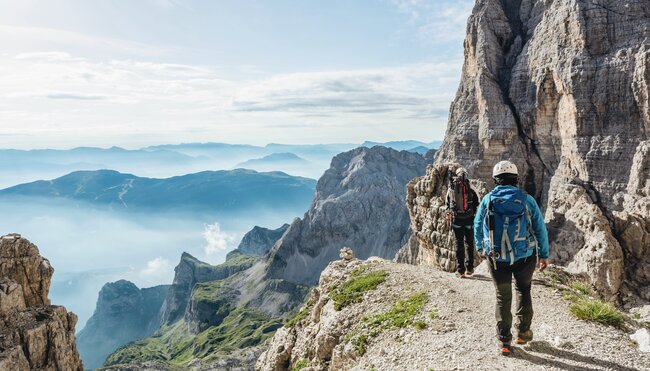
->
xmin=259 ymin=258 xmax=650 ymax=371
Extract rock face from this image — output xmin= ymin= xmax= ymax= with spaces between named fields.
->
xmin=76 ymin=280 xmax=169 ymax=369
xmin=409 ymin=0 xmax=650 ymax=301
xmin=0 ymin=234 xmax=83 ymax=370
xmin=264 ymin=146 xmax=428 ymax=286
xmin=161 ymin=251 xmax=257 ymax=324
xmin=232 ymin=224 xmax=290 ymax=258
xmin=401 ymin=163 xmax=488 ymax=272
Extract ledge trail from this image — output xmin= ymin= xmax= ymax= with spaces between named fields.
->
xmin=259 ymin=258 xmax=649 ymax=371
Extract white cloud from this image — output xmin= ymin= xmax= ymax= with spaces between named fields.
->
xmin=0 ymin=51 xmax=461 ymax=148
xmin=392 ymin=0 xmax=474 ymax=45
xmin=230 ymin=63 xmax=460 ymax=118
xmin=140 ymin=257 xmax=172 ymax=277
xmin=202 ymin=222 xmax=235 ymax=255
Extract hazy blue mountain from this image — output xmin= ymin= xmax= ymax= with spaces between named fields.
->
xmin=361 ymin=140 xmax=431 ymax=151
xmin=227 ymin=223 xmax=290 ymax=258
xmin=0 ymin=169 xmax=316 ymax=213
xmin=0 ymin=147 xmax=210 ymax=189
xmin=407 ymin=145 xmax=430 ymax=154
xmin=235 ymin=153 xmax=313 ymax=175
xmin=76 ymin=280 xmax=169 ymax=370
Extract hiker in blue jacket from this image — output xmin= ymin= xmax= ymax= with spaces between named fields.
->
xmin=474 ymin=160 xmax=549 ymax=356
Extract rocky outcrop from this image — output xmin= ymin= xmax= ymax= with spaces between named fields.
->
xmin=229 ymin=224 xmax=290 ymax=258
xmin=401 ymin=163 xmax=488 ymax=271
xmin=0 ymin=234 xmax=83 ymax=371
xmin=161 ymin=251 xmax=257 ymax=324
xmin=77 ymin=280 xmax=169 ymax=369
xmin=264 ymin=146 xmax=428 ymax=286
xmin=408 ymin=0 xmax=650 ymax=302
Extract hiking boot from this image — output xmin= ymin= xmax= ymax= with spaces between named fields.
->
xmin=515 ymin=330 xmax=533 ymax=345
xmin=465 ymin=270 xmax=474 ymax=276
xmin=456 ymin=272 xmax=465 ymax=278
xmin=500 ymin=343 xmax=513 ymax=356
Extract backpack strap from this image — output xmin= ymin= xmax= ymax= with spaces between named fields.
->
xmin=524 ymin=204 xmax=539 ymax=256
xmin=501 ymin=216 xmax=515 ymax=265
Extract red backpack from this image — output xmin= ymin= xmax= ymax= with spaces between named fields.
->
xmin=449 ymin=176 xmax=472 ymax=220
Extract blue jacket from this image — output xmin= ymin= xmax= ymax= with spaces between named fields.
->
xmin=474 ymin=185 xmax=549 ymax=261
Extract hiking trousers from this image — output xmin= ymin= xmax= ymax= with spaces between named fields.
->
xmin=487 ymin=255 xmax=537 ymax=342
xmin=451 ymin=219 xmax=474 ymax=274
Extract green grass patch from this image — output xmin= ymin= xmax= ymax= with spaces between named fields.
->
xmin=104 ymin=307 xmax=282 ymax=368
xmin=570 ymin=281 xmax=593 ymax=296
xmin=570 ymin=299 xmax=625 ymax=328
xmin=341 ymin=292 xmax=429 ymax=356
xmin=428 ymin=308 xmax=439 ymax=320
xmin=363 ymin=292 xmax=428 ymax=332
xmin=414 ymin=320 xmax=427 ymax=330
xmin=331 ymin=269 xmax=388 ymax=311
xmin=292 ymin=358 xmax=308 ymax=371
xmin=285 ymin=300 xmax=314 ymax=328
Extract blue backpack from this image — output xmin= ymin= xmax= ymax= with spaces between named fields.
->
xmin=482 ymin=187 xmax=538 ymax=264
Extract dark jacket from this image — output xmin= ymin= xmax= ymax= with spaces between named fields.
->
xmin=446 ymin=179 xmax=479 ymax=225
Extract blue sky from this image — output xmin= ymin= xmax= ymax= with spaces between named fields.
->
xmin=0 ymin=0 xmax=474 ymax=149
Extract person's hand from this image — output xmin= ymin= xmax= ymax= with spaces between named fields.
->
xmin=538 ymin=258 xmax=548 ymax=272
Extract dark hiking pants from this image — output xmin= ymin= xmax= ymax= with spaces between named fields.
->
xmin=488 ymin=256 xmax=537 ymax=343
xmin=451 ymin=219 xmax=474 ymax=274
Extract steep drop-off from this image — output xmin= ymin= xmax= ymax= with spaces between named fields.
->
xmin=77 ymin=281 xmax=169 ymax=369
xmin=103 ymin=146 xmax=428 ymax=369
xmin=408 ymin=0 xmax=650 ymax=303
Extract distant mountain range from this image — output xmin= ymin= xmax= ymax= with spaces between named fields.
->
xmin=0 ymin=141 xmax=441 ymax=189
xmin=0 ymin=169 xmax=316 ymax=213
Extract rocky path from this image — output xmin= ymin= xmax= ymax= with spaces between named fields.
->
xmin=260 ymin=256 xmax=649 ymax=371
xmin=351 ymin=261 xmax=649 ymax=371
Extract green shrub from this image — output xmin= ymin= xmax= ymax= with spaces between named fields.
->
xmin=331 ymin=269 xmax=388 ymax=311
xmin=285 ymin=300 xmax=313 ymax=328
xmin=414 ymin=320 xmax=427 ymax=330
xmin=351 ymin=334 xmax=368 ymax=355
xmin=570 ymin=299 xmax=625 ymax=328
xmin=570 ymin=281 xmax=593 ymax=296
xmin=292 ymin=358 xmax=308 ymax=371
xmin=364 ymin=292 xmax=428 ymax=331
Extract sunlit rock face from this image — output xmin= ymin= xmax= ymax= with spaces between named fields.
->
xmin=411 ymin=0 xmax=649 ymax=302
xmin=0 ymin=234 xmax=84 ymax=371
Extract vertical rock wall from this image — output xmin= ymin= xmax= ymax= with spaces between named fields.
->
xmin=408 ymin=0 xmax=650 ymax=302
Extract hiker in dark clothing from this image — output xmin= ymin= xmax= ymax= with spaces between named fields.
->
xmin=446 ymin=167 xmax=479 ymax=278
xmin=474 ymin=160 xmax=550 ymax=356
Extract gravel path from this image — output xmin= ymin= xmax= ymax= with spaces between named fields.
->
xmin=350 ymin=261 xmax=649 ymax=371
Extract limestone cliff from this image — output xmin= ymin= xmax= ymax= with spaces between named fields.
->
xmin=264 ymin=146 xmax=428 ymax=287
xmin=229 ymin=224 xmax=290 ymax=258
xmin=77 ymin=280 xmax=169 ymax=369
xmin=0 ymin=234 xmax=83 ymax=370
xmin=161 ymin=251 xmax=258 ymax=324
xmin=407 ymin=0 xmax=650 ymax=302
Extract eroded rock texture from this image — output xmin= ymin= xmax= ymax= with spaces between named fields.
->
xmin=0 ymin=234 xmax=83 ymax=370
xmin=401 ymin=164 xmax=487 ymax=272
xmin=410 ymin=0 xmax=650 ymax=302
xmin=264 ymin=146 xmax=428 ymax=287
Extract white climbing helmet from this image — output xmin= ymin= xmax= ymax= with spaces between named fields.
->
xmin=455 ymin=167 xmax=468 ymax=177
xmin=492 ymin=160 xmax=518 ymax=177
